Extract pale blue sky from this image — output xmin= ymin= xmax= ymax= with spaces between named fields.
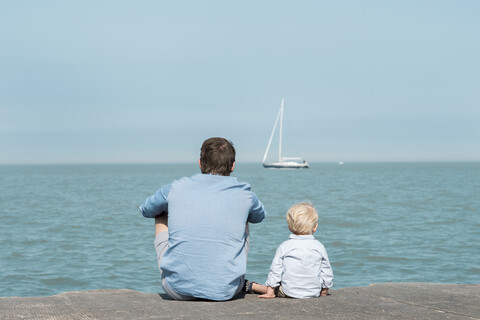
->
xmin=1 ymin=1 xmax=479 ymax=164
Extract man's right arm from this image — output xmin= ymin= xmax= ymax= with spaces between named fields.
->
xmin=139 ymin=183 xmax=172 ymax=218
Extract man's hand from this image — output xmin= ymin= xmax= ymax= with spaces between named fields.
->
xmin=258 ymin=286 xmax=276 ymax=299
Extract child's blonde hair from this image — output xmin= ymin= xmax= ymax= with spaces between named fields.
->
xmin=286 ymin=202 xmax=318 ymax=235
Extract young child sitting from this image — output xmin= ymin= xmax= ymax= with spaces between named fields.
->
xmin=248 ymin=202 xmax=334 ymax=298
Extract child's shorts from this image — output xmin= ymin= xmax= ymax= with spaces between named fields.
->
xmin=275 ymin=285 xmax=290 ymax=298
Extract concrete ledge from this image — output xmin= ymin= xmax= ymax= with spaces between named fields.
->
xmin=1 ymin=283 xmax=479 ymax=319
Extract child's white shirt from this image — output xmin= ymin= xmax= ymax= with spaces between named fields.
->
xmin=265 ymin=234 xmax=334 ymax=298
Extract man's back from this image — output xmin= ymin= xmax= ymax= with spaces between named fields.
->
xmin=161 ymin=173 xmax=265 ymax=300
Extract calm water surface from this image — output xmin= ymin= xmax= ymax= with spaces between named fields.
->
xmin=1 ymin=163 xmax=479 ymax=297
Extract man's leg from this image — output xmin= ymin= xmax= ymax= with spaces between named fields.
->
xmin=155 ymin=213 xmax=168 ymax=237
xmin=235 ymin=223 xmax=250 ymax=296
xmin=244 ymin=223 xmax=250 ymax=260
xmin=161 ymin=278 xmax=198 ymax=301
xmin=154 ymin=213 xmax=169 ymax=273
xmin=154 ymin=213 xmax=198 ymax=301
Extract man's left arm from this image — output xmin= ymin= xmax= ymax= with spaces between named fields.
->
xmin=247 ymin=193 xmax=266 ymax=223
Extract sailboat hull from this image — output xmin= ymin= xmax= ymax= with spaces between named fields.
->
xmin=263 ymin=162 xmax=309 ymax=169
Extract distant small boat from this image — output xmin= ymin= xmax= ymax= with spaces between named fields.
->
xmin=338 ymin=161 xmax=344 ymax=165
xmin=262 ymin=99 xmax=308 ymax=169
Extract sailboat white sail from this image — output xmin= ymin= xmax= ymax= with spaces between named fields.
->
xmin=262 ymin=99 xmax=309 ymax=169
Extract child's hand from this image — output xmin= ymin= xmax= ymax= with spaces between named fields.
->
xmin=258 ymin=293 xmax=276 ymax=299
xmin=258 ymin=286 xmax=276 ymax=299
xmin=320 ymin=288 xmax=329 ymax=296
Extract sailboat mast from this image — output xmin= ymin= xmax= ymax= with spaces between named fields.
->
xmin=278 ymin=98 xmax=284 ymax=162
xmin=262 ymin=105 xmax=282 ymax=163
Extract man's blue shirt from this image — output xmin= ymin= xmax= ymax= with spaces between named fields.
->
xmin=140 ymin=173 xmax=266 ymax=301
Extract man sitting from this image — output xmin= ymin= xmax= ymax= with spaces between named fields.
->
xmin=140 ymin=137 xmax=266 ymax=301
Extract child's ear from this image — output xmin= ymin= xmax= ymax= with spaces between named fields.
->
xmin=313 ymin=224 xmax=318 ymax=233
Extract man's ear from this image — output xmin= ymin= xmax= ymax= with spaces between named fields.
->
xmin=199 ymin=159 xmax=202 ymax=170
xmin=231 ymin=161 xmax=236 ymax=172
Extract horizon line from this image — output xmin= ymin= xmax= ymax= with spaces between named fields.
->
xmin=1 ymin=160 xmax=479 ymax=166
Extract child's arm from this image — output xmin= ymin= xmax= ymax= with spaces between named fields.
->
xmin=258 ymin=245 xmax=284 ymax=299
xmin=258 ymin=286 xmax=276 ymax=299
xmin=319 ymin=243 xmax=334 ymax=294
xmin=264 ymin=246 xmax=284 ymax=287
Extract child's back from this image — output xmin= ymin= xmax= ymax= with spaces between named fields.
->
xmin=267 ymin=234 xmax=333 ymax=298
xmin=256 ymin=202 xmax=334 ymax=299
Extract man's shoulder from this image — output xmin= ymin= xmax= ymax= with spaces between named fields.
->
xmin=164 ymin=175 xmax=198 ymax=194
xmin=171 ymin=174 xmax=252 ymax=191
xmin=228 ymin=176 xmax=254 ymax=190
xmin=234 ymin=180 xmax=252 ymax=191
xmin=171 ymin=173 xmax=202 ymax=184
xmin=212 ymin=175 xmax=253 ymax=191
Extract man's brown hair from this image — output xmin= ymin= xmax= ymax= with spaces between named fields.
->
xmin=200 ymin=137 xmax=236 ymax=176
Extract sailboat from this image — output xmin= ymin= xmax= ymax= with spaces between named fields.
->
xmin=262 ymin=99 xmax=309 ymax=169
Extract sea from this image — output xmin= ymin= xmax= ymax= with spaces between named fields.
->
xmin=1 ymin=162 xmax=479 ymax=297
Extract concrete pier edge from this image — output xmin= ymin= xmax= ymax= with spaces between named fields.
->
xmin=1 ymin=283 xmax=479 ymax=319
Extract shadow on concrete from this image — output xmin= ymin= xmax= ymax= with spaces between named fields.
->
xmin=157 ymin=291 xmax=247 ymax=301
